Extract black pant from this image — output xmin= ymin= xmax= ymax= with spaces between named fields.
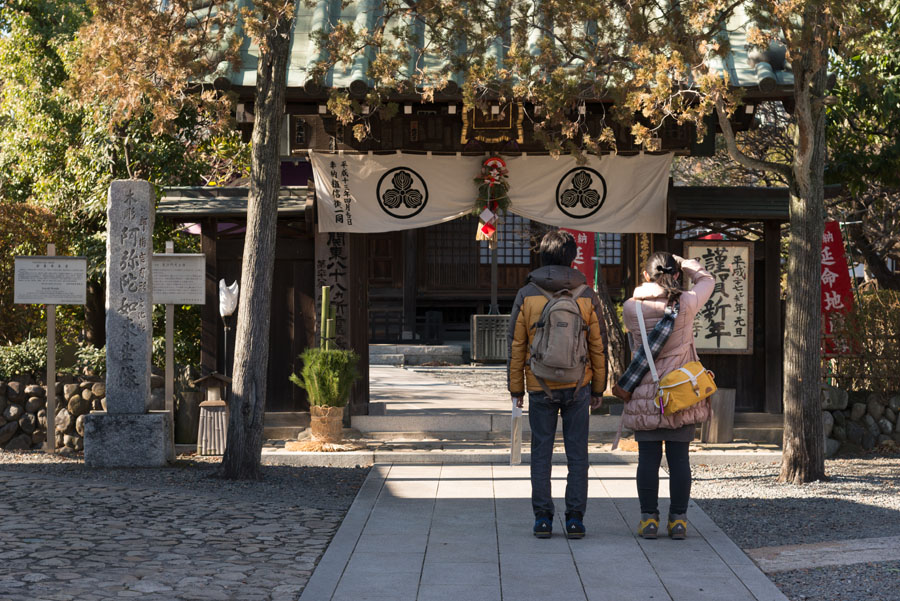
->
xmin=636 ymin=440 xmax=691 ymax=515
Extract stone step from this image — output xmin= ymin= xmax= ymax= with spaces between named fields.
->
xmin=734 ymin=412 xmax=784 ymax=427
xmin=260 ymin=446 xmax=783 ymax=468
xmin=351 ymin=414 xmax=621 ymax=437
xmin=263 ymin=411 xmax=310 ymax=440
xmin=370 ymin=353 xmax=406 ymax=365
xmin=369 ymin=344 xmax=464 ymax=356
xmin=733 ymin=427 xmax=783 ymax=445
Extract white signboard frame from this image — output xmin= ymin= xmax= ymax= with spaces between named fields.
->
xmin=684 ymin=241 xmax=755 ymax=355
xmin=151 ymin=253 xmax=206 ymax=305
xmin=14 ymin=256 xmax=87 ymax=305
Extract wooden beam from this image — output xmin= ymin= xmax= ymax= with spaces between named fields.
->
xmin=764 ymin=220 xmax=783 ymax=414
xmin=200 ymin=219 xmax=219 ymax=376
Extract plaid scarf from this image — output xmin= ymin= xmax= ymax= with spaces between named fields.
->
xmin=617 ymin=302 xmax=679 ymax=393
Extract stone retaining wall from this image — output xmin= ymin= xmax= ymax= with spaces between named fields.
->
xmin=0 ymin=373 xmax=167 ymax=453
xmin=823 ymin=387 xmax=900 ymax=457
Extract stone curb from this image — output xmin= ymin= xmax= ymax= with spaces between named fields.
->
xmin=261 ymin=449 xmax=782 ymax=468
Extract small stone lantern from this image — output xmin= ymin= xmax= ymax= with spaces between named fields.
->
xmin=192 ymin=372 xmax=232 ymax=455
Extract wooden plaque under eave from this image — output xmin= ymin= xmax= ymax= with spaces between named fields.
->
xmin=683 ymin=241 xmax=755 ymax=355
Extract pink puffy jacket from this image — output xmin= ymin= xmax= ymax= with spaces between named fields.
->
xmin=621 ymin=258 xmax=715 ymax=431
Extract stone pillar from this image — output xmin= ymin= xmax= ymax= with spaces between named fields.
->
xmin=83 ymin=180 xmax=171 ymax=467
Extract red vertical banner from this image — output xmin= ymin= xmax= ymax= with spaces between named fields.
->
xmin=821 ymin=221 xmax=854 ymax=354
xmin=561 ymin=228 xmax=595 ymax=288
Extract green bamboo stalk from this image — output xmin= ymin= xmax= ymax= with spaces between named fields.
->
xmin=320 ymin=285 xmax=330 ymax=348
xmin=325 ymin=318 xmax=335 ymax=351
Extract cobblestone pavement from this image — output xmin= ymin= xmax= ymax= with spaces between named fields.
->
xmin=0 ymin=453 xmax=368 ymax=601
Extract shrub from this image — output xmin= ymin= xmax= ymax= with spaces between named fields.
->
xmin=75 ymin=342 xmax=106 ymax=376
xmin=0 ymin=337 xmax=48 ymax=380
xmin=829 ymin=289 xmax=900 ymax=392
xmin=289 ymin=348 xmax=359 ymax=407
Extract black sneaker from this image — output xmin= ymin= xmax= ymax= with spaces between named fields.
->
xmin=565 ymin=512 xmax=585 ymax=539
xmin=533 ymin=514 xmax=553 ymax=538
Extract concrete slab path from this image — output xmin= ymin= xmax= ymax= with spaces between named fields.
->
xmin=300 ymin=463 xmax=787 ymax=601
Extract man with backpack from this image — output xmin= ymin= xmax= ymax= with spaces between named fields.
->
xmin=508 ymin=230 xmax=607 ymax=539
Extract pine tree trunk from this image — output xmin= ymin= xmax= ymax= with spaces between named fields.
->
xmin=778 ymin=19 xmax=828 ymax=484
xmin=594 ymin=274 xmax=627 ymax=392
xmin=221 ymin=5 xmax=295 ymax=480
xmin=84 ymin=279 xmax=106 ymax=348
xmin=848 ymin=221 xmax=900 ymax=291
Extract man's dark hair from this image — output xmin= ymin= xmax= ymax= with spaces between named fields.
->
xmin=539 ymin=230 xmax=578 ymax=266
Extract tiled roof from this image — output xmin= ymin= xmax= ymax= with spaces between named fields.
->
xmin=224 ymin=2 xmax=793 ymax=95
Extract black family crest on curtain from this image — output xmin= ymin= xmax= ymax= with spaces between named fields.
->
xmin=555 ymin=167 xmax=607 ymax=219
xmin=377 ymin=168 xmax=429 ymax=219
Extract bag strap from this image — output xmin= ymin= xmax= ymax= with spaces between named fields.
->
xmin=636 ymin=301 xmax=658 ymax=384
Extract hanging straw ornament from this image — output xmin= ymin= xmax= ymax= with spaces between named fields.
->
xmin=474 ymin=156 xmax=510 ymax=243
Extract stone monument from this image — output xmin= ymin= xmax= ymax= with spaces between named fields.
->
xmin=83 ymin=180 xmax=171 ymax=467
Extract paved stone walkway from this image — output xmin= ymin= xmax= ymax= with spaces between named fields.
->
xmin=0 ymin=469 xmax=344 ymax=601
xmin=301 ymin=463 xmax=788 ymax=601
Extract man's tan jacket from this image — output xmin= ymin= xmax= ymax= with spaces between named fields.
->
xmin=507 ymin=265 xmax=607 ymax=397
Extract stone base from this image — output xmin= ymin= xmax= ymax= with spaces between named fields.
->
xmin=83 ymin=412 xmax=172 ymax=467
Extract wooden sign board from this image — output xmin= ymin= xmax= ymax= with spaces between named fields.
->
xmin=684 ymin=241 xmax=754 ymax=354
xmin=152 ymin=253 xmax=206 ymax=305
xmin=14 ymin=256 xmax=87 ymax=305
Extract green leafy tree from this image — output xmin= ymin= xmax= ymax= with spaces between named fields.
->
xmin=825 ymin=12 xmax=900 ymax=291
xmin=1 ymin=0 xmax=242 ymax=356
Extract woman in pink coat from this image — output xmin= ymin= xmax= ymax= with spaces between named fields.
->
xmin=622 ymin=251 xmax=714 ymax=539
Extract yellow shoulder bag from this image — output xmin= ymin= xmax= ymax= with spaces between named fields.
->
xmin=637 ymin=302 xmax=716 ymax=417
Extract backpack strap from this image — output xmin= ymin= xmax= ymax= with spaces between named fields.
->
xmin=636 ymin=301 xmax=659 ymax=384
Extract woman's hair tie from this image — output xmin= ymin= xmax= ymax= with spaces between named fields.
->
xmin=656 ymin=264 xmax=675 ymax=275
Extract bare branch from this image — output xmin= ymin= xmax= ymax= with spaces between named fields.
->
xmin=715 ymin=98 xmax=792 ymax=181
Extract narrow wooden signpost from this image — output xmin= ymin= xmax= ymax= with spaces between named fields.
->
xmin=14 ymin=244 xmax=87 ymax=452
xmin=151 ymin=242 xmax=205 ymax=454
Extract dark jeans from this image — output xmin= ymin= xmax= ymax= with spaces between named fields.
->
xmin=636 ymin=440 xmax=691 ymax=516
xmin=528 ymin=386 xmax=589 ymax=518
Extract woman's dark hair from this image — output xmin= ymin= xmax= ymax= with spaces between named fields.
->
xmin=539 ymin=230 xmax=578 ymax=266
xmin=644 ymin=251 xmax=682 ymax=303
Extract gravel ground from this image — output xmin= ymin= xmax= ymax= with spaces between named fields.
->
xmin=409 ymin=366 xmax=510 ymax=394
xmin=0 ymin=451 xmax=369 ymax=510
xmin=692 ymin=456 xmax=900 ymax=601
xmin=0 ymin=450 xmax=369 ymax=601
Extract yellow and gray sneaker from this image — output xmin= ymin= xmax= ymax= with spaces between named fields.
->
xmin=667 ymin=514 xmax=687 ymax=540
xmin=637 ymin=513 xmax=659 ymax=539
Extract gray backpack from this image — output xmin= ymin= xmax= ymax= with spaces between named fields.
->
xmin=528 ymin=284 xmax=589 ymax=395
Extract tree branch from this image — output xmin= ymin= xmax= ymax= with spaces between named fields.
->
xmin=715 ymin=99 xmax=792 ymax=181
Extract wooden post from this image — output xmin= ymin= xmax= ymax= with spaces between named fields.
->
xmin=402 ymin=229 xmax=417 ymax=339
xmin=490 ymin=240 xmax=499 ymax=314
xmin=701 ymin=388 xmax=736 ymax=444
xmin=165 ymin=240 xmax=176 ymax=452
xmin=45 ymin=243 xmax=56 ymax=453
xmin=200 ymin=219 xmax=218 ymax=376
xmin=764 ymin=220 xmax=783 ymax=414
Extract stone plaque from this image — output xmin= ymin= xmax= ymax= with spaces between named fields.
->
xmin=14 ymin=256 xmax=87 ymax=305
xmin=152 ymin=254 xmax=206 ymax=305
xmin=105 ymin=180 xmax=154 ymax=414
